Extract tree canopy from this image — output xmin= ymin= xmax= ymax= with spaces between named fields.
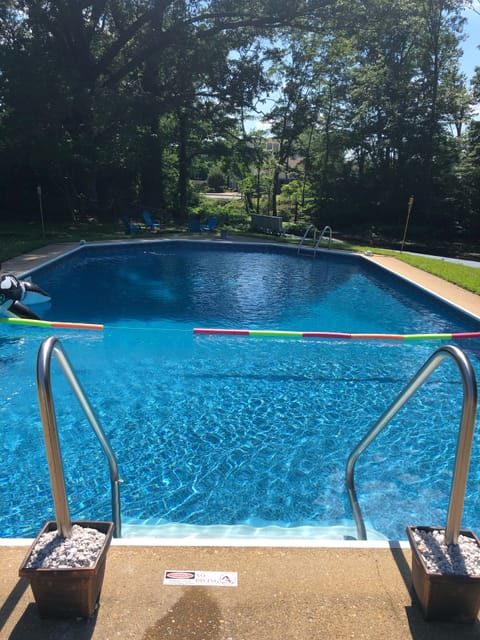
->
xmin=0 ymin=0 xmax=478 ymax=240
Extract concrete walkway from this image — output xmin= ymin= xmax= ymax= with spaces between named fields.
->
xmin=2 ymin=542 xmax=480 ymax=639
xmin=364 ymin=253 xmax=480 ymax=319
xmin=1 ymin=242 xmax=79 ymax=276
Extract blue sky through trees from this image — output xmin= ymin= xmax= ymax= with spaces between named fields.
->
xmin=462 ymin=4 xmax=480 ymax=79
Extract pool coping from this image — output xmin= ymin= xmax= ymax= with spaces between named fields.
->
xmin=362 ymin=252 xmax=480 ymax=322
xmin=0 ymin=535 xmax=410 ymax=548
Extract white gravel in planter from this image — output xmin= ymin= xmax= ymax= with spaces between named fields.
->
xmin=25 ymin=525 xmax=106 ymax=569
xmin=412 ymin=528 xmax=480 ymax=576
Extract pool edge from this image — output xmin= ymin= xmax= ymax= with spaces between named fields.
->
xmin=0 ymin=536 xmax=410 ymax=548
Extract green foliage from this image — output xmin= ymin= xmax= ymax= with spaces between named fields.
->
xmin=190 ymin=196 xmax=249 ymax=228
xmin=0 ymin=0 xmax=478 ymax=241
xmin=277 ymin=179 xmax=316 ymax=222
xmin=207 ymin=167 xmax=226 ymax=191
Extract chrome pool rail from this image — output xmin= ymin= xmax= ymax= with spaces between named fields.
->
xmin=297 ymin=224 xmax=332 ymax=256
xmin=346 ymin=345 xmax=478 ymax=543
xmin=314 ymin=225 xmax=332 ymax=252
xmin=36 ymin=336 xmax=122 ymax=537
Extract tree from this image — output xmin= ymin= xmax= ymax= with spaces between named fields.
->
xmin=263 ymin=34 xmax=322 ymax=216
xmin=311 ymin=0 xmax=472 ymax=232
xmin=414 ymin=0 xmax=467 ymax=223
xmin=0 ymin=0 xmax=476 ymax=239
xmin=0 ymin=0 xmax=332 ymax=221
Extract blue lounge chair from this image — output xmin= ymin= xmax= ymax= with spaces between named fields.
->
xmin=188 ymin=218 xmax=202 ymax=232
xmin=143 ymin=210 xmax=161 ymax=232
xmin=122 ymin=216 xmax=140 ymax=235
xmin=201 ymin=217 xmax=218 ymax=232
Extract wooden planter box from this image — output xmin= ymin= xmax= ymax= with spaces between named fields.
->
xmin=406 ymin=526 xmax=480 ymax=623
xmin=19 ymin=520 xmax=113 ymax=619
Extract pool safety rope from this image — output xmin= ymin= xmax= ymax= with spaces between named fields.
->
xmin=193 ymin=328 xmax=480 ymax=341
xmin=0 ymin=317 xmax=104 ymax=330
xmin=2 ymin=318 xmax=478 ymax=339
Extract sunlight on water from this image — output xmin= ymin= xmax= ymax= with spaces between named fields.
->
xmin=0 ymin=241 xmax=479 ymax=539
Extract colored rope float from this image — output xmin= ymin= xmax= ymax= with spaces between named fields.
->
xmin=0 ymin=317 xmax=104 ymax=330
xmin=2 ymin=318 xmax=478 ymax=339
xmin=193 ymin=328 xmax=480 ymax=341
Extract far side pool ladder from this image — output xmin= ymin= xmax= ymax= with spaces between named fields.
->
xmin=297 ymin=224 xmax=332 ymax=257
xmin=346 ymin=345 xmax=477 ymax=544
xmin=36 ymin=336 xmax=122 ymax=538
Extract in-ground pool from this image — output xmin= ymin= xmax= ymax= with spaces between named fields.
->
xmin=1 ymin=240 xmax=479 ymax=540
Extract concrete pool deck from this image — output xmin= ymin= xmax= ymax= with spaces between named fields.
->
xmin=364 ymin=253 xmax=480 ymax=320
xmin=3 ymin=541 xmax=480 ymax=639
xmin=1 ymin=239 xmax=479 ymax=638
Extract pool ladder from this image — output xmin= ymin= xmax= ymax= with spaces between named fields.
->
xmin=36 ymin=336 xmax=122 ymax=537
xmin=35 ymin=339 xmax=477 ymax=544
xmin=346 ymin=345 xmax=478 ymax=543
xmin=297 ymin=224 xmax=332 ymax=257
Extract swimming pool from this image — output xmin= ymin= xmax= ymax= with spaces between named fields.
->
xmin=1 ymin=240 xmax=479 ymax=540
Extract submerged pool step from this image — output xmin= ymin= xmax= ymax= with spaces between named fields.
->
xmin=120 ymin=521 xmax=389 ymax=543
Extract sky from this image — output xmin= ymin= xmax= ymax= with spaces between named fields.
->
xmin=461 ymin=5 xmax=480 ymax=81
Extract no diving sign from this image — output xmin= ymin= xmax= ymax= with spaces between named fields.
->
xmin=164 ymin=570 xmax=238 ymax=587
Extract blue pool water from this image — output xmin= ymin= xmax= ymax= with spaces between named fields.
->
xmin=1 ymin=240 xmax=479 ymax=539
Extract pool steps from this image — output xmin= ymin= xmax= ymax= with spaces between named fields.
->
xmin=120 ymin=522 xmax=389 ymax=542
xmin=33 ymin=326 xmax=478 ymax=546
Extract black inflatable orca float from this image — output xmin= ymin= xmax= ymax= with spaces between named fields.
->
xmin=0 ymin=274 xmax=50 ymax=320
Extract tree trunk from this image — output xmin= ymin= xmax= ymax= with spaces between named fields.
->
xmin=177 ymin=109 xmax=190 ymax=222
xmin=141 ymin=120 xmax=166 ymax=213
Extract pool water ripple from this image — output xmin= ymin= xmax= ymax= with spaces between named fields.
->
xmin=0 ymin=242 xmax=479 ymax=539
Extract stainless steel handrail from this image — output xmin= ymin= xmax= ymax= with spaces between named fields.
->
xmin=36 ymin=336 xmax=122 ymax=537
xmin=298 ymin=224 xmax=332 ymax=257
xmin=313 ymin=225 xmax=332 ymax=254
xmin=297 ymin=224 xmax=316 ymax=254
xmin=346 ymin=345 xmax=477 ymax=543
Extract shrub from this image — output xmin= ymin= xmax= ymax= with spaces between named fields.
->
xmin=206 ymin=168 xmax=226 ymax=192
xmin=189 ymin=196 xmax=249 ymax=229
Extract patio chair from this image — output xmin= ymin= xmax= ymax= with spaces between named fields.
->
xmin=122 ymin=216 xmax=140 ymax=235
xmin=201 ymin=217 xmax=218 ymax=232
xmin=187 ymin=218 xmax=202 ymax=232
xmin=143 ymin=210 xmax=161 ymax=232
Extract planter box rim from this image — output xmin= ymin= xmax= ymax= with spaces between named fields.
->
xmin=18 ymin=520 xmax=114 ymax=619
xmin=406 ymin=525 xmax=480 ymax=580
xmin=406 ymin=525 xmax=480 ymax=622
xmin=19 ymin=520 xmax=114 ymax=577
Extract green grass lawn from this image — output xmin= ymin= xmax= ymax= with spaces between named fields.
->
xmin=337 ymin=243 xmax=480 ymax=296
xmin=0 ymin=221 xmax=122 ymax=264
xmin=393 ymin=253 xmax=480 ymax=295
